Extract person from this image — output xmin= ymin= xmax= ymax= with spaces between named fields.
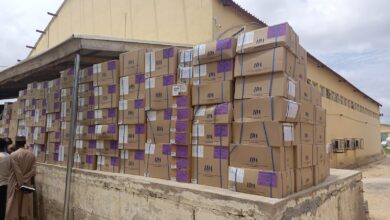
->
xmin=4 ymin=138 xmax=15 ymax=154
xmin=0 ymin=138 xmax=11 ymax=220
xmin=6 ymin=136 xmax=36 ymax=220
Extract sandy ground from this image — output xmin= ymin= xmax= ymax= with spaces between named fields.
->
xmin=358 ymin=155 xmax=390 ymax=220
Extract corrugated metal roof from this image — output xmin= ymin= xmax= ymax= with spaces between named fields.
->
xmin=221 ymin=0 xmax=267 ymax=26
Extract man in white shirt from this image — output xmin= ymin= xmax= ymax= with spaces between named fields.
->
xmin=0 ymin=138 xmax=11 ymax=220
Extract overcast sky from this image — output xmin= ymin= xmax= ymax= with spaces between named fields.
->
xmin=0 ymin=0 xmax=389 ymax=123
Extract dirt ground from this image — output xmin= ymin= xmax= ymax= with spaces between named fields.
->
xmin=358 ymin=155 xmax=390 ymax=220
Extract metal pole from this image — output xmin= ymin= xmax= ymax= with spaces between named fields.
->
xmin=63 ymin=53 xmax=80 ymax=220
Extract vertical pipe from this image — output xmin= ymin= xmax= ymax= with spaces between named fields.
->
xmin=63 ymin=53 xmax=80 ymax=220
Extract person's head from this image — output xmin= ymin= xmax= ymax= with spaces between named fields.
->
xmin=14 ymin=136 xmax=26 ymax=150
xmin=4 ymin=137 xmax=13 ymax=147
xmin=0 ymin=138 xmax=7 ymax=153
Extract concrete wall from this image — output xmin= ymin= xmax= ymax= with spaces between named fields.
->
xmin=34 ymin=164 xmax=365 ymax=220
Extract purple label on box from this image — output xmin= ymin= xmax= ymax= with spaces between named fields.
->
xmin=86 ymin=155 xmax=94 ymax=164
xmin=176 ymin=96 xmax=188 ymax=108
xmin=134 ymin=99 xmax=144 ymax=109
xmin=54 ymin=154 xmax=59 ymax=161
xmin=175 ymin=121 xmax=188 ymax=133
xmin=215 ymin=103 xmax=229 ymax=115
xmin=55 ymin=112 xmax=61 ymax=119
xmin=111 ymin=157 xmax=119 ymax=166
xmin=87 ymin=111 xmax=94 ymax=119
xmin=214 ymin=124 xmax=228 ymax=137
xmin=176 ymin=145 xmax=189 ymax=157
xmin=108 ymin=108 xmax=116 ymax=118
xmin=217 ymin=60 xmax=233 ymax=73
xmin=162 ymin=144 xmax=171 ymax=155
xmin=88 ymin=140 xmax=96 ymax=149
xmin=68 ymin=69 xmax=74 ymax=75
xmin=40 ymin=145 xmax=45 ymax=151
xmin=88 ymin=67 xmax=93 ymax=75
xmin=42 ymin=109 xmax=47 ymax=115
xmin=135 ymin=124 xmax=145 ymax=134
xmin=163 ymin=47 xmax=174 ymax=59
xmin=216 ymin=38 xmax=232 ymax=50
xmin=135 ymin=74 xmax=145 ymax=84
xmin=108 ymin=85 xmax=116 ymax=94
xmin=163 ymin=75 xmax=175 ymax=86
xmin=55 ymin=132 xmax=60 ymax=139
xmin=257 ymin=172 xmax=277 ymax=187
xmin=175 ymin=133 xmax=188 ymax=145
xmin=88 ymin=96 xmax=95 ymax=105
xmin=213 ymin=146 xmax=228 ymax=159
xmin=134 ymin=150 xmax=144 ymax=160
xmin=43 ymin=81 xmax=48 ymax=88
xmin=177 ymin=109 xmax=190 ymax=120
xmin=108 ymin=125 xmax=117 ymax=134
xmin=31 ymin=127 xmax=35 ymax=133
xmin=31 ymin=110 xmax=35 ymax=117
xmin=108 ymin=60 xmax=117 ymax=71
xmin=40 ymin=127 xmax=46 ymax=133
xmin=176 ymin=158 xmax=189 ymax=169
xmin=110 ymin=141 xmax=118 ymax=149
xmin=88 ymin=125 xmax=95 ymax=134
xmin=55 ymin=143 xmax=60 ymax=150
xmin=54 ymin=92 xmax=60 ymax=99
xmin=164 ymin=108 xmax=173 ymax=120
xmin=42 ymin=99 xmax=47 ymax=106
xmin=176 ymin=170 xmax=189 ymax=183
xmin=87 ymin=82 xmax=94 ymax=90
xmin=267 ymin=23 xmax=287 ymax=39
xmin=54 ymin=102 xmax=60 ymax=110
xmin=32 ymin=99 xmax=36 ymax=105
xmin=32 ymin=82 xmax=38 ymax=88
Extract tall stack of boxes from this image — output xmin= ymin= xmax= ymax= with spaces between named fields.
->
xmin=118 ymin=49 xmax=147 ymax=176
xmin=191 ymin=37 xmax=236 ymax=188
xmin=0 ymin=103 xmax=14 ymax=138
xmin=15 ymin=90 xmax=28 ymax=138
xmin=46 ymin=78 xmax=62 ymax=165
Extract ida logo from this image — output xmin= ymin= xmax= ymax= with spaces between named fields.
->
xmin=156 ymin=92 xmax=162 ymax=98
xmin=204 ymin=165 xmax=213 ymax=172
xmin=253 ymin=109 xmax=261 ymax=116
xmin=206 ymin=114 xmax=213 ymax=119
xmin=157 ymin=126 xmax=164 ymax=132
xmin=207 ymin=93 xmax=214 ymax=98
xmin=154 ymin=157 xmax=162 ymax=163
xmin=253 ymin=62 xmax=262 ymax=69
xmin=253 ymin=86 xmax=263 ymax=93
xmin=129 ymin=133 xmax=135 ymax=138
xmin=246 ymin=182 xmax=256 ymax=189
xmin=208 ymin=72 xmax=216 ymax=77
xmin=206 ymin=134 xmax=213 ymax=139
xmin=128 ymin=60 xmax=135 ymax=65
xmin=249 ymin=157 xmax=258 ymax=163
xmin=256 ymin=38 xmax=265 ymax=44
xmin=129 ymin=161 xmax=135 ymax=166
xmin=207 ymin=51 xmax=215 ymax=56
xmin=156 ymin=60 xmax=162 ymax=65
xmin=250 ymin=133 xmax=258 ymax=139
xmin=129 ymin=84 xmax=135 ymax=89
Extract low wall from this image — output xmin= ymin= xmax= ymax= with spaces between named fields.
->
xmin=34 ymin=164 xmax=365 ymax=220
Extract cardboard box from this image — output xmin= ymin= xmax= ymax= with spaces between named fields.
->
xmin=74 ymin=153 xmax=97 ymax=170
xmin=79 ymin=66 xmax=94 ymax=84
xmin=314 ymin=106 xmax=326 ymax=125
xmin=46 ymin=112 xmax=61 ymax=132
xmin=97 ymin=155 xmax=120 ymax=173
xmin=295 ymin=166 xmax=314 ymax=192
xmin=232 ymin=121 xmax=296 ymax=147
xmin=93 ymin=60 xmax=120 ymax=86
xmin=193 ymin=37 xmax=237 ymax=65
xmin=235 ymin=73 xmax=298 ymax=101
xmin=33 ymin=127 xmax=46 ymax=145
xmin=120 ymin=49 xmax=147 ymax=77
xmin=78 ymin=81 xmax=94 ymax=96
xmin=178 ymin=49 xmax=193 ymax=67
xmin=75 ymin=140 xmax=97 ymax=155
xmin=298 ymin=80 xmax=311 ymax=103
xmin=193 ymin=103 xmax=233 ymax=124
xmin=18 ymin=89 xmax=27 ymax=100
xmin=170 ymin=145 xmax=191 ymax=158
xmin=311 ymin=86 xmax=322 ymax=107
xmin=191 ymin=145 xmax=229 ymax=188
xmin=145 ymin=75 xmax=176 ymax=110
xmin=118 ymin=124 xmax=146 ymax=150
xmin=294 ymin=144 xmax=313 ymax=168
xmin=171 ymin=83 xmax=192 ymax=109
xmin=48 ymin=131 xmax=61 ymax=143
xmin=314 ymin=144 xmax=326 ymax=165
xmin=178 ymin=66 xmax=193 ymax=84
xmin=118 ymin=99 xmax=145 ymax=124
xmin=46 ymin=95 xmax=61 ymax=113
xmin=171 ymin=121 xmax=192 ymax=145
xmin=77 ymin=95 xmax=95 ymax=112
xmin=60 ymin=68 xmax=74 ymax=89
xmin=298 ymin=101 xmax=314 ymax=124
xmin=236 ymin=22 xmax=298 ymax=56
xmin=60 ymin=101 xmax=73 ymax=122
xmin=75 ymin=124 xmax=95 ymax=140
xmin=145 ymin=47 xmax=178 ymax=78
xmin=94 ymin=84 xmax=119 ymax=109
xmin=230 ymin=144 xmax=294 ymax=171
xmin=60 ymin=122 xmax=71 ymax=146
xmin=314 ymin=160 xmax=329 ymax=185
xmin=94 ymin=108 xmax=118 ymax=125
xmin=192 ymin=123 xmax=231 ymax=147
xmin=233 ymin=97 xmax=299 ymax=123
xmin=315 ymin=125 xmax=326 ymax=145
xmin=144 ymin=143 xmax=172 ymax=180
xmin=234 ymin=47 xmax=296 ymax=78
xmin=47 ymin=78 xmax=61 ymax=93
xmin=228 ymin=167 xmax=294 ymax=198
xmin=77 ymin=110 xmax=95 ymax=126
xmin=32 ymin=144 xmax=46 ymax=162
xmin=295 ymin=45 xmax=307 ymax=82
xmin=191 ymin=59 xmax=234 ymax=85
xmin=192 ymin=81 xmax=232 ymax=106
xmin=47 ymin=142 xmax=61 ymax=154
xmin=171 ymin=107 xmax=193 ymax=122
xmin=169 ymin=156 xmax=191 ymax=183
xmin=120 ymin=149 xmax=145 ymax=175
xmin=94 ymin=124 xmax=118 ymax=140
xmin=32 ymin=109 xmax=46 ymax=127
xmin=296 ymin=123 xmax=314 ymax=145
xmin=119 ymin=74 xmax=145 ymax=100
xmin=94 ymin=140 xmax=119 ymax=157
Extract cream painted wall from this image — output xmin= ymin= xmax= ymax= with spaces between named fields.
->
xmin=307 ymin=59 xmax=382 ymax=168
xmin=30 ymin=0 xmax=214 ymax=57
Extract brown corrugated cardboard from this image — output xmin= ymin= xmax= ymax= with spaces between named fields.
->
xmin=193 ymin=103 xmax=233 ymax=124
xmin=47 ymin=78 xmax=61 ymax=93
xmin=120 ymin=49 xmax=147 ymax=77
xmin=94 ymin=124 xmax=118 ymax=140
xmin=170 ymin=156 xmax=191 ymax=183
xmin=232 ymin=121 xmax=296 ymax=147
xmin=191 ymin=59 xmax=234 ymax=85
xmin=94 ymin=140 xmax=119 ymax=157
xmin=118 ymin=99 xmax=145 ymax=124
xmin=146 ymin=109 xmax=175 ymax=144
xmin=193 ymin=37 xmax=237 ymax=65
xmin=314 ymin=144 xmax=326 ymax=164
xmin=118 ymin=124 xmax=146 ymax=150
xmin=178 ymin=49 xmax=193 ymax=67
xmin=46 ymin=112 xmax=61 ymax=132
xmin=96 ymin=155 xmax=120 ymax=173
xmin=298 ymin=101 xmax=314 ymax=124
xmin=60 ymin=68 xmax=74 ymax=89
xmin=75 ymin=140 xmax=97 ymax=155
xmin=60 ymin=100 xmax=73 ymax=122
xmin=33 ymin=126 xmax=47 ymax=145
xmin=171 ymin=145 xmax=191 ymax=158
xmin=47 ymin=142 xmax=61 ymax=154
xmin=228 ymin=167 xmax=294 ymax=198
xmin=298 ymin=81 xmax=312 ymax=103
xmin=236 ymin=23 xmax=298 ymax=56
xmin=192 ymin=81 xmax=232 ymax=106
xmin=74 ymin=153 xmax=97 ymax=170
xmin=119 ymin=74 xmax=145 ymax=100
xmin=314 ymin=106 xmax=326 ymax=125
xmin=120 ymin=149 xmax=145 ymax=176
xmin=93 ymin=108 xmax=118 ymax=125
xmin=77 ymin=110 xmax=95 ymax=126
xmin=192 ymin=123 xmax=231 ymax=147
xmin=78 ymin=81 xmax=94 ymax=96
xmin=145 ymin=75 xmax=175 ymax=110
xmin=171 ymin=83 xmax=191 ymax=109
xmin=145 ymin=47 xmax=178 ymax=78
xmin=311 ymin=86 xmax=322 ymax=107
xmin=296 ymin=123 xmax=314 ymax=145
xmin=233 ymin=97 xmax=299 ymax=123
xmin=294 ymin=144 xmax=313 ymax=168
xmin=144 ymin=143 xmax=172 ymax=180
xmin=235 ymin=73 xmax=298 ymax=101
xmin=314 ymin=160 xmax=328 ymax=185
xmin=229 ymin=144 xmax=294 ymax=171
xmin=295 ymin=166 xmax=314 ymax=192
xmin=94 ymin=84 xmax=119 ymax=109
xmin=315 ymin=125 xmax=326 ymax=145
xmin=32 ymin=109 xmax=46 ymax=127
xmin=191 ymin=145 xmax=229 ymax=188
xmin=294 ymin=44 xmax=307 ymax=82
xmin=48 ymin=131 xmax=61 ymax=143
xmin=234 ymin=47 xmax=296 ymax=78
xmin=75 ymin=124 xmax=95 ymax=140
xmin=77 ymin=94 xmax=94 ymax=112
xmin=93 ymin=60 xmax=120 ymax=86
xmin=79 ymin=66 xmax=94 ymax=84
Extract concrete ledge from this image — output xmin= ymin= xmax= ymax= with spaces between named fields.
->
xmin=35 ymin=164 xmax=365 ymax=220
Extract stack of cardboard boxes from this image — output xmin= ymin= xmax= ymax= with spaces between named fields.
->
xmin=15 ymin=90 xmax=28 ymax=139
xmin=46 ymin=78 xmax=62 ymax=165
xmin=191 ymin=37 xmax=236 ymax=188
xmin=0 ymin=103 xmax=14 ymax=138
xmin=118 ymin=49 xmax=147 ymax=176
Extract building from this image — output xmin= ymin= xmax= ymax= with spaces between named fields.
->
xmin=0 ymin=0 xmax=383 ymax=168
xmin=381 ymin=124 xmax=390 ymax=143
